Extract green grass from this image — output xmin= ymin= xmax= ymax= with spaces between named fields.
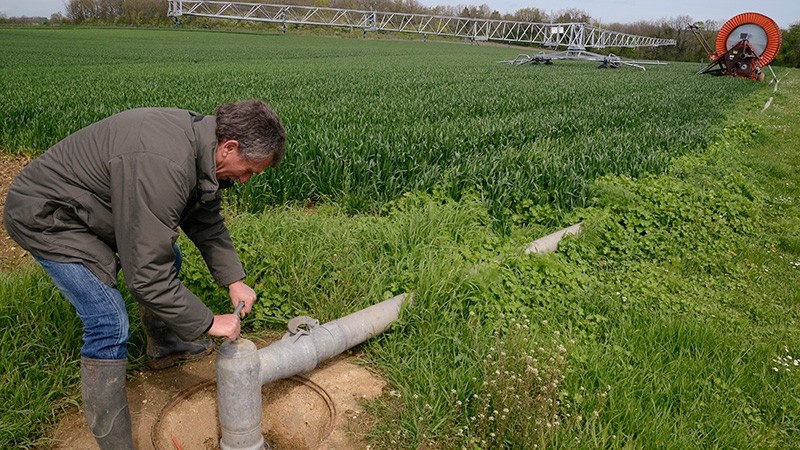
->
xmin=0 ymin=269 xmax=82 ymax=448
xmin=1 ymin=27 xmax=799 ymax=449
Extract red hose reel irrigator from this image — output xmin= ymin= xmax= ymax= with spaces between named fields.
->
xmin=698 ymin=12 xmax=782 ymax=80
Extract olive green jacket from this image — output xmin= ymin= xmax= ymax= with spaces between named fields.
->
xmin=3 ymin=108 xmax=245 ymax=340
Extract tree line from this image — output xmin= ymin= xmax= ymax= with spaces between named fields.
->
xmin=2 ymin=0 xmax=798 ymax=66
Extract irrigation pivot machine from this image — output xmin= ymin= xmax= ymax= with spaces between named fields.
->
xmin=166 ymin=0 xmax=675 ymax=69
xmin=694 ymin=12 xmax=782 ymax=81
xmin=497 ymin=26 xmax=675 ymax=70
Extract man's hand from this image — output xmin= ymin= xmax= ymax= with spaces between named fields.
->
xmin=228 ymin=280 xmax=257 ymax=318
xmin=208 ymin=314 xmax=241 ymax=340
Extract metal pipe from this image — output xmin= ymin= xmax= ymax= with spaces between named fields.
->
xmin=257 ymin=293 xmax=409 ymax=385
xmin=217 ymin=339 xmax=265 ymax=450
xmin=524 ymin=223 xmax=582 ymax=254
xmin=217 ymin=293 xmax=411 ymax=450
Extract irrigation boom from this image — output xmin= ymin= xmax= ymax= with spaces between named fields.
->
xmin=167 ymin=0 xmax=676 ymax=50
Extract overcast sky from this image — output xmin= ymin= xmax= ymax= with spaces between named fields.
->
xmin=1 ymin=0 xmax=797 ymax=28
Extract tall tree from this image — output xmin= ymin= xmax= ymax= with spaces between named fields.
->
xmin=776 ymin=23 xmax=800 ymax=67
xmin=511 ymin=7 xmax=547 ymax=23
xmin=551 ymin=8 xmax=592 ymax=24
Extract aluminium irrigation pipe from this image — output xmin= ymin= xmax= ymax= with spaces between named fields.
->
xmin=216 ymin=223 xmax=581 ymax=450
xmin=524 ymin=223 xmax=582 ymax=254
xmin=217 ymin=293 xmax=411 ymax=450
xmin=762 ymin=69 xmax=787 ymax=112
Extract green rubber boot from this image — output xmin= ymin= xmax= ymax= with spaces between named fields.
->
xmin=80 ymin=357 xmax=134 ymax=450
xmin=139 ymin=306 xmax=214 ymax=370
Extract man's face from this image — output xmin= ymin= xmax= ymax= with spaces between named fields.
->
xmin=215 ymin=140 xmax=273 ymax=185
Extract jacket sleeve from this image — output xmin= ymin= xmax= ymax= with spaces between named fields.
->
xmin=180 ymin=194 xmax=246 ymax=288
xmin=110 ymin=153 xmax=214 ymax=341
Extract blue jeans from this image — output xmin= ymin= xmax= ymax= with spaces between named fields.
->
xmin=34 ymin=245 xmax=182 ymax=360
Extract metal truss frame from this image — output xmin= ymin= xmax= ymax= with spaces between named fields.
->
xmin=167 ymin=1 xmax=676 ymax=50
xmin=499 ymin=51 xmax=667 ymax=70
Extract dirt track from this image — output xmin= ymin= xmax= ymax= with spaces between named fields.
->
xmin=51 ymin=343 xmax=385 ymax=449
xmin=0 ymin=154 xmax=32 ymax=270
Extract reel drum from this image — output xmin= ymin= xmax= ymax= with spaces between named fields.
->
xmin=716 ymin=12 xmax=781 ymax=66
xmin=699 ymin=12 xmax=782 ymax=80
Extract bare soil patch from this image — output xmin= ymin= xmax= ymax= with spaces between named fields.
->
xmin=49 ymin=338 xmax=386 ymax=449
xmin=0 ymin=154 xmax=33 ymax=270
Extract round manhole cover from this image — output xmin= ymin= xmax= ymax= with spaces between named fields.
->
xmin=152 ymin=376 xmax=336 ymax=450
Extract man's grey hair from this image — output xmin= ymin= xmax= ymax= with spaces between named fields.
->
xmin=215 ymin=100 xmax=286 ymax=167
